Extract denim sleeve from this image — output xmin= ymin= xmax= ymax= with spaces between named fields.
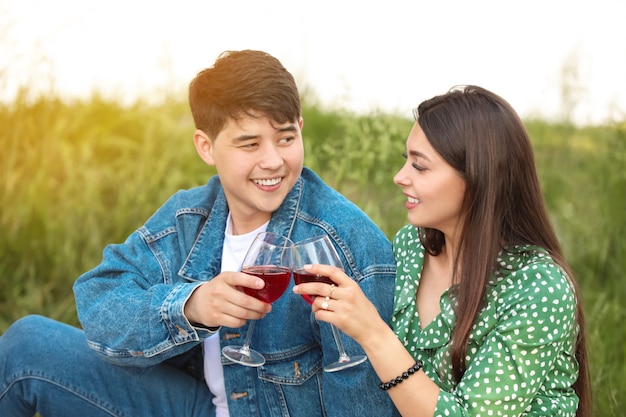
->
xmin=73 ymin=230 xmax=216 ymax=367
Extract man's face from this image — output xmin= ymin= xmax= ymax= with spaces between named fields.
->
xmin=195 ymin=113 xmax=304 ymax=234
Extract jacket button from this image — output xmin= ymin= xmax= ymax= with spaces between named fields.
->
xmin=294 ymin=361 xmax=302 ymax=379
xmin=175 ymin=325 xmax=189 ymax=338
xmin=230 ymin=391 xmax=248 ymax=400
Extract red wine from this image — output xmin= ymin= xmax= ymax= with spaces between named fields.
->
xmin=293 ymin=270 xmax=334 ymax=305
xmin=241 ymin=265 xmax=292 ymax=303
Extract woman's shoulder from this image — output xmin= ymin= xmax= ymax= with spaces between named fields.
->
xmin=392 ymin=224 xmax=421 ymax=248
xmin=487 ymin=245 xmax=579 ymax=345
xmin=491 ymin=244 xmax=576 ymax=308
xmin=392 ymin=225 xmax=425 ymax=269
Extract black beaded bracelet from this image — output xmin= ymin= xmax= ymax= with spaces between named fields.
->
xmin=378 ymin=360 xmax=424 ymax=391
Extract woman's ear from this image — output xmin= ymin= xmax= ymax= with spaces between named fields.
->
xmin=193 ymin=129 xmax=216 ymax=166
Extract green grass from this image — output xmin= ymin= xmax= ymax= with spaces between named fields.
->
xmin=1 ymin=91 xmax=624 ymax=415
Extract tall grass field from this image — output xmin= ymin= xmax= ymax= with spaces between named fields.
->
xmin=1 ymin=91 xmax=624 ymax=415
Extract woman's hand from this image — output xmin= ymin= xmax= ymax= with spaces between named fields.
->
xmin=292 ymin=263 xmax=387 ymax=347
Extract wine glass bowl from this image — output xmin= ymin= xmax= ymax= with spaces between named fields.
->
xmin=292 ymin=270 xmax=333 ymax=305
xmin=241 ymin=265 xmax=292 ymax=303
xmin=293 ymin=235 xmax=368 ymax=372
xmin=222 ymin=232 xmax=294 ymax=367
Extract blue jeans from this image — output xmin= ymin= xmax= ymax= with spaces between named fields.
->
xmin=0 ymin=315 xmax=213 ymax=417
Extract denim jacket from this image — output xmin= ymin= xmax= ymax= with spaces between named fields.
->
xmin=74 ymin=167 xmax=400 ymax=417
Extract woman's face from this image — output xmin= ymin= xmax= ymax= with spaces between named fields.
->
xmin=393 ymin=122 xmax=466 ymax=237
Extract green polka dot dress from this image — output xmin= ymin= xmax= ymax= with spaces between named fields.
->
xmin=391 ymin=225 xmax=580 ymax=416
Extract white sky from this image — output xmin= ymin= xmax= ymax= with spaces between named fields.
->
xmin=2 ymin=0 xmax=625 ymax=124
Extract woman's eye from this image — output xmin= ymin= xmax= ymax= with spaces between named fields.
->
xmin=402 ymin=152 xmax=426 ymax=171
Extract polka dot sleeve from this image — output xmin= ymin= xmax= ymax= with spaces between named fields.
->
xmin=436 ymin=261 xmax=580 ymax=416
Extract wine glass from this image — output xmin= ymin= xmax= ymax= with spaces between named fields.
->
xmin=222 ymin=232 xmax=294 ymax=367
xmin=293 ymin=235 xmax=368 ymax=372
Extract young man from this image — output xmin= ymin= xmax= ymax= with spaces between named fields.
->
xmin=0 ymin=50 xmax=399 ymax=416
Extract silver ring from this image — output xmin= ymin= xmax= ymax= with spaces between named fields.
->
xmin=321 ymin=301 xmax=329 ymax=310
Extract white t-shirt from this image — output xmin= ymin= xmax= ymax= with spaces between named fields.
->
xmin=203 ymin=215 xmax=268 ymax=417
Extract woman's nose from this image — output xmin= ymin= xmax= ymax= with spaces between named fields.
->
xmin=393 ymin=163 xmax=409 ymax=187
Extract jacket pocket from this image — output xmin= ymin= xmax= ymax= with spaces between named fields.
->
xmin=256 ymin=343 xmax=325 ymax=416
xmin=257 ymin=341 xmax=321 ymax=385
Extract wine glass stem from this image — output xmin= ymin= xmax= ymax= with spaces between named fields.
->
xmin=330 ymin=324 xmax=350 ymax=363
xmin=239 ymin=320 xmax=257 ymax=356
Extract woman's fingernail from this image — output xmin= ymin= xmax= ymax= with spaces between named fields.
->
xmin=304 ymin=264 xmax=312 ymax=270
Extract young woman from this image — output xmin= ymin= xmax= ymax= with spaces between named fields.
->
xmin=294 ymin=85 xmax=591 ymax=417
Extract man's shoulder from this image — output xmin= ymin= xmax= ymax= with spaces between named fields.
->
xmin=299 ymin=168 xmax=371 ymax=217
xmin=298 ymin=168 xmax=392 ymax=247
xmin=143 ymin=176 xmax=223 ymax=228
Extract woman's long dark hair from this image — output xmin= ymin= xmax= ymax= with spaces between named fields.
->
xmin=416 ymin=85 xmax=590 ymax=416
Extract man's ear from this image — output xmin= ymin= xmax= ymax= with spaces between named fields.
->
xmin=193 ymin=129 xmax=215 ymax=166
xmin=299 ymin=117 xmax=304 ymax=131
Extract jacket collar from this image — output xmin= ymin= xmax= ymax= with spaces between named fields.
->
xmin=179 ymin=174 xmax=304 ymax=281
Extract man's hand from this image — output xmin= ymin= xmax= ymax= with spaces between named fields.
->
xmin=184 ymin=272 xmax=272 ymax=328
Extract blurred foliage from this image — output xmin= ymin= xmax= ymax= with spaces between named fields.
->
xmin=1 ymin=91 xmax=624 ymax=415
